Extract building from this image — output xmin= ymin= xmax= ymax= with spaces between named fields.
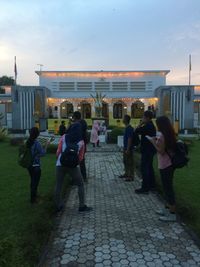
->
xmin=36 ymin=70 xmax=169 ymax=124
xmin=1 ymin=69 xmax=199 ymax=131
xmin=155 ymin=86 xmax=194 ymax=130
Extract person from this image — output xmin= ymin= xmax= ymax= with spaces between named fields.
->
xmin=59 ymin=121 xmax=66 ymax=136
xmin=146 ymin=116 xmax=177 ymax=222
xmin=135 ymin=110 xmax=156 ymax=194
xmin=72 ymin=111 xmax=88 ymax=182
xmin=26 ymin=127 xmax=47 ymax=203
xmin=90 ymin=121 xmax=100 ymax=148
xmin=54 ymin=122 xmax=92 ymax=212
xmin=119 ymin=115 xmax=135 ymax=181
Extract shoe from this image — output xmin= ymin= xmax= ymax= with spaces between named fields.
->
xmin=125 ymin=177 xmax=134 ymax=182
xmin=150 ymin=187 xmax=157 ymax=192
xmin=156 ymin=208 xmax=169 ymax=216
xmin=135 ymin=188 xmax=149 ymax=194
xmin=79 ymin=205 xmax=93 ymax=212
xmin=118 ymin=174 xmax=127 ymax=178
xmin=56 ymin=204 xmax=64 ymax=213
xmin=159 ymin=213 xmax=176 ymax=222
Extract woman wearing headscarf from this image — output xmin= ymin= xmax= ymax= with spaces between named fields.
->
xmin=90 ymin=121 xmax=100 ymax=147
xmin=26 ymin=127 xmax=47 ymax=203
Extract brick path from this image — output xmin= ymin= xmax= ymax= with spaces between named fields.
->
xmin=42 ymin=148 xmax=200 ymax=267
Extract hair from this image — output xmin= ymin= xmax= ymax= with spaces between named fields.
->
xmin=124 ymin=114 xmax=131 ymax=124
xmin=27 ymin=127 xmax=40 ymax=147
xmin=156 ymin=116 xmax=176 ymax=150
xmin=61 ymin=120 xmax=65 ymax=124
xmin=144 ymin=110 xmax=153 ymax=120
xmin=73 ymin=111 xmax=81 ymax=120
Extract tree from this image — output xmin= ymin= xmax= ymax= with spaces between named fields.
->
xmin=0 ymin=76 xmax=15 ymax=86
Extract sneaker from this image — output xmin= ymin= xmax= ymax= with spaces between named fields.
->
xmin=78 ymin=205 xmax=93 ymax=212
xmin=118 ymin=174 xmax=127 ymax=178
xmin=156 ymin=208 xmax=169 ymax=216
xmin=159 ymin=213 xmax=176 ymax=222
xmin=135 ymin=188 xmax=149 ymax=194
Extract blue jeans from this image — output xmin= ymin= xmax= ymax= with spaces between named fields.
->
xmin=141 ymin=152 xmax=155 ymax=191
xmin=28 ymin=166 xmax=41 ymax=203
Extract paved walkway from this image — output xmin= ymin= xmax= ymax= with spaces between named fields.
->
xmin=42 ymin=149 xmax=200 ymax=267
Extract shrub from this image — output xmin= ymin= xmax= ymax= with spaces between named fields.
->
xmin=0 ymin=128 xmax=7 ymax=142
xmin=108 ymin=127 xmax=124 ymax=143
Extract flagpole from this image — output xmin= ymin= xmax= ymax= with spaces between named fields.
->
xmin=14 ymin=56 xmax=17 ymax=85
xmin=189 ymin=54 xmax=191 ymax=86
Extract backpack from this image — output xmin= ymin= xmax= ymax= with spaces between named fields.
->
xmin=168 ymin=140 xmax=189 ymax=169
xmin=60 ymin=135 xmax=79 ymax=168
xmin=18 ymin=143 xmax=33 ymax=168
xmin=132 ymin=130 xmax=140 ymax=147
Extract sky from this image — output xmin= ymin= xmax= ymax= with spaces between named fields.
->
xmin=0 ymin=0 xmax=200 ymax=86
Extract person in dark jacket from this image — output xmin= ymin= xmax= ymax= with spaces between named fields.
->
xmin=59 ymin=121 xmax=66 ymax=136
xmin=26 ymin=127 xmax=48 ymax=203
xmin=135 ymin=111 xmax=156 ymax=194
xmin=72 ymin=111 xmax=88 ymax=182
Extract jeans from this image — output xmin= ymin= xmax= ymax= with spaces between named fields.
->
xmin=141 ymin=152 xmax=155 ymax=191
xmin=160 ymin=166 xmax=175 ymax=205
xmin=123 ymin=151 xmax=134 ymax=177
xmin=55 ymin=165 xmax=85 ymax=210
xmin=28 ymin=166 xmax=41 ymax=203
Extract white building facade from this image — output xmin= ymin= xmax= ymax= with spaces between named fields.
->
xmin=36 ymin=70 xmax=169 ymax=124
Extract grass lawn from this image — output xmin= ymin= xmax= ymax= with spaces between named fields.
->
xmin=0 ymin=141 xmax=69 ymax=267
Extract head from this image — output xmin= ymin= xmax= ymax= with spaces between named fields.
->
xmin=142 ymin=110 xmax=153 ymax=123
xmin=29 ymin=127 xmax=40 ymax=140
xmin=123 ymin=114 xmax=131 ymax=125
xmin=156 ymin=116 xmax=176 ymax=150
xmin=72 ymin=111 xmax=81 ymax=122
xmin=61 ymin=120 xmax=65 ymax=125
xmin=66 ymin=122 xmax=82 ymax=143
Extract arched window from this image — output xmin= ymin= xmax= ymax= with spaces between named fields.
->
xmin=81 ymin=102 xmax=91 ymax=119
xmin=60 ymin=102 xmax=73 ymax=118
xmin=131 ymin=101 xmax=144 ymax=118
xmin=113 ymin=102 xmax=126 ymax=119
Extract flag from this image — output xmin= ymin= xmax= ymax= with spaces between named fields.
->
xmin=189 ymin=54 xmax=191 ymax=71
xmin=14 ymin=56 xmax=17 ymax=84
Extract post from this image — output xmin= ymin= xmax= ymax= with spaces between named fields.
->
xmin=189 ymin=54 xmax=191 ymax=86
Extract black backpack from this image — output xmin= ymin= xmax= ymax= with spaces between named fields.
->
xmin=168 ymin=140 xmax=189 ymax=169
xmin=60 ymin=135 xmax=79 ymax=168
xmin=132 ymin=130 xmax=140 ymax=147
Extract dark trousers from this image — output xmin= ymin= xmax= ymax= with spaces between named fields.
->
xmin=80 ymin=158 xmax=87 ymax=181
xmin=160 ymin=166 xmax=175 ymax=205
xmin=123 ymin=151 xmax=134 ymax=177
xmin=28 ymin=166 xmax=41 ymax=203
xmin=141 ymin=152 xmax=155 ymax=191
xmin=55 ymin=166 xmax=85 ymax=210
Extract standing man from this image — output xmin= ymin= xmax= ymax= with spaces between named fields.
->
xmin=119 ymin=114 xmax=135 ymax=182
xmin=135 ymin=111 xmax=156 ymax=194
xmin=72 ymin=111 xmax=88 ymax=182
xmin=59 ymin=121 xmax=66 ymax=136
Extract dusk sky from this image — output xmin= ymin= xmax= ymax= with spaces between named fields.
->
xmin=1 ymin=0 xmax=200 ymax=85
